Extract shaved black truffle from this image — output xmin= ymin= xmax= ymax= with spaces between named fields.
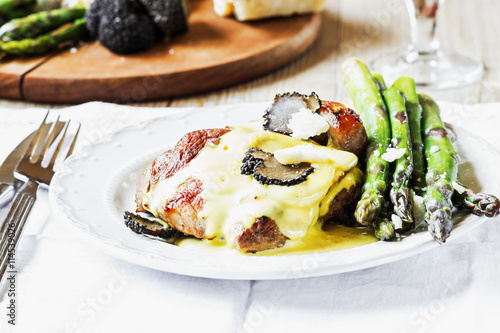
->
xmin=86 ymin=0 xmax=159 ymax=54
xmin=263 ymin=92 xmax=322 ymax=135
xmin=241 ymin=148 xmax=314 ymax=186
xmin=124 ymin=211 xmax=178 ymax=242
xmin=139 ymin=0 xmax=189 ymax=37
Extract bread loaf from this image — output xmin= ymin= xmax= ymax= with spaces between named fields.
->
xmin=213 ymin=0 xmax=326 ymax=21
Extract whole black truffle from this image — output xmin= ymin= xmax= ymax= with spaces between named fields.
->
xmin=86 ymin=0 xmax=159 ymax=54
xmin=138 ymin=0 xmax=189 ymax=37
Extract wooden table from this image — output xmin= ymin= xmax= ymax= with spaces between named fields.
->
xmin=0 ymin=0 xmax=498 ymax=109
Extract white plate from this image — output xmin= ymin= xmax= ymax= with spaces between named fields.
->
xmin=49 ymin=104 xmax=500 ymax=280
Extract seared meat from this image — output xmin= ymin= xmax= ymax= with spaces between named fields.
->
xmin=158 ymin=178 xmax=207 ymax=239
xmin=135 ymin=127 xmax=231 ymax=212
xmin=231 ymin=217 xmax=288 ymax=253
xmin=322 ymin=186 xmax=359 ymax=228
xmin=135 ymin=105 xmax=366 ymax=252
xmin=135 ymin=127 xmax=289 ymax=252
xmin=318 ymin=101 xmax=368 ymax=159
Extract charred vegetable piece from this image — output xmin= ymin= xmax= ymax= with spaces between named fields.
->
xmin=241 ymin=148 xmax=314 ymax=186
xmin=263 ymin=92 xmax=321 ymax=135
xmin=124 ymin=211 xmax=178 ymax=242
xmin=138 ymin=0 xmax=189 ymax=37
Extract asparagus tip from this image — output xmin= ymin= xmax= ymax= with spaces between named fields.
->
xmin=373 ymin=218 xmax=395 ymax=241
xmin=390 ymin=187 xmax=414 ymax=224
xmin=355 ymin=195 xmax=383 ymax=226
xmin=427 ymin=210 xmax=453 ymax=244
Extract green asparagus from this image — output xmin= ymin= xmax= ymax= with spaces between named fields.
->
xmin=370 ymin=73 xmax=397 ymax=235
xmin=371 ymin=72 xmax=386 ymax=92
xmin=373 ymin=215 xmax=396 ymax=241
xmin=392 ymin=77 xmax=426 ymax=195
xmin=419 ymin=93 xmax=458 ymax=243
xmin=0 ymin=0 xmax=35 ymax=15
xmin=0 ymin=17 xmax=87 ymax=56
xmin=452 ymin=181 xmax=500 ymax=217
xmin=341 ymin=58 xmax=391 ymax=225
xmin=4 ymin=3 xmax=34 ymax=19
xmin=0 ymin=5 xmax=86 ymax=42
xmin=382 ymin=87 xmax=414 ymax=225
xmin=371 ymin=72 xmax=414 ymax=228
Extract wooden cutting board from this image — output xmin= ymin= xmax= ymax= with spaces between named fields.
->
xmin=0 ymin=0 xmax=322 ymax=104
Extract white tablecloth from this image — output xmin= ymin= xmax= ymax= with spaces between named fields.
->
xmin=0 ymin=101 xmax=499 ymax=333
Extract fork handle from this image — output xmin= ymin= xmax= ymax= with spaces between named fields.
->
xmin=0 ymin=180 xmax=38 ymax=282
xmin=0 ymin=183 xmax=14 ymax=208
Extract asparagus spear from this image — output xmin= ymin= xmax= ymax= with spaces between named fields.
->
xmin=369 ymin=73 xmax=397 ymax=237
xmin=392 ymin=77 xmax=426 ymax=195
xmin=372 ymin=73 xmax=414 ymax=228
xmin=452 ymin=181 xmax=500 ymax=217
xmin=382 ymin=87 xmax=414 ymax=225
xmin=341 ymin=58 xmax=391 ymax=225
xmin=0 ymin=17 xmax=87 ymax=56
xmin=419 ymin=93 xmax=458 ymax=243
xmin=0 ymin=5 xmax=86 ymax=42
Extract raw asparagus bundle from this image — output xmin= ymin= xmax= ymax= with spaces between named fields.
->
xmin=341 ymin=58 xmax=392 ymax=226
xmin=0 ymin=5 xmax=85 ymax=42
xmin=0 ymin=16 xmax=86 ymax=56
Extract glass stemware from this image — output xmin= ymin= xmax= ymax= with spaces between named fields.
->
xmin=370 ymin=0 xmax=483 ymax=88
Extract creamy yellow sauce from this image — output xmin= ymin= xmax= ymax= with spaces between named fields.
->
xmin=177 ymin=224 xmax=377 ymax=256
xmin=142 ymin=121 xmax=365 ymax=251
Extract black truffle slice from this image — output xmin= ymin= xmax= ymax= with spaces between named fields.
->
xmin=124 ymin=211 xmax=178 ymax=242
xmin=241 ymin=148 xmax=314 ymax=186
xmin=138 ymin=0 xmax=189 ymax=37
xmin=263 ymin=92 xmax=322 ymax=135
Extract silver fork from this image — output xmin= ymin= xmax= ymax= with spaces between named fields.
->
xmin=0 ymin=113 xmax=80 ymax=282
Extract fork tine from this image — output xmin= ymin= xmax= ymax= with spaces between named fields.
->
xmin=48 ymin=121 xmax=70 ymax=169
xmin=39 ymin=116 xmax=62 ymax=160
xmin=24 ymin=111 xmax=49 ymax=161
xmin=66 ymin=123 xmax=81 ymax=159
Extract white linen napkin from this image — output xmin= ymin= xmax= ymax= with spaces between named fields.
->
xmin=0 ymin=101 xmax=499 ymax=333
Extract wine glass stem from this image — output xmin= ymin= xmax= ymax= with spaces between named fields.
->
xmin=406 ymin=0 xmax=444 ymax=60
